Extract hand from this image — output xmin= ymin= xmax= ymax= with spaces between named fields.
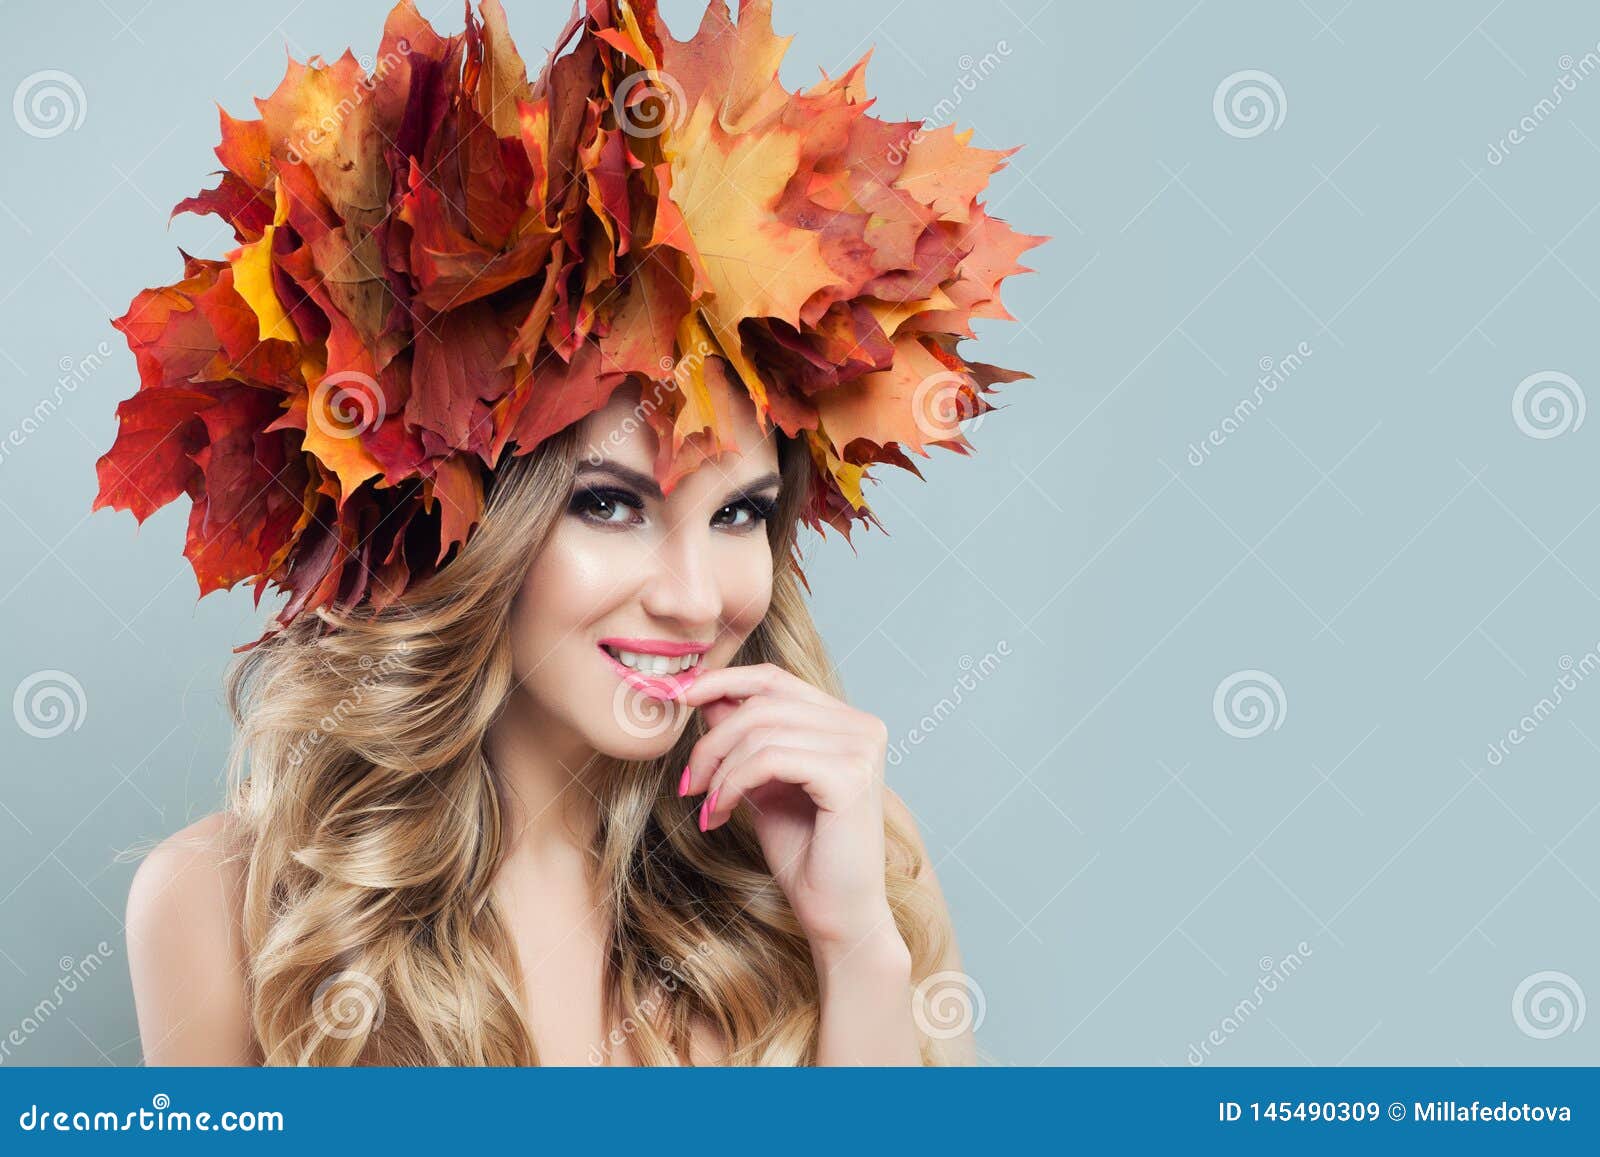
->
xmin=677 ymin=663 xmax=901 ymax=961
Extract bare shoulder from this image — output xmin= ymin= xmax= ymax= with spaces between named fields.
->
xmin=126 ymin=811 xmax=259 ymax=1064
xmin=127 ymin=811 xmax=248 ymax=924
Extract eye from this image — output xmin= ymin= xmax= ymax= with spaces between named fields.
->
xmin=569 ymin=486 xmax=644 ymax=527
xmin=713 ymin=495 xmax=778 ymax=531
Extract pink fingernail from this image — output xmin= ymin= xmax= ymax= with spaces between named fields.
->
xmin=678 ymin=767 xmax=691 ymax=797
xmin=698 ymin=798 xmax=710 ymax=832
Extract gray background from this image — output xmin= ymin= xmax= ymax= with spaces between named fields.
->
xmin=2 ymin=0 xmax=1598 ymax=1066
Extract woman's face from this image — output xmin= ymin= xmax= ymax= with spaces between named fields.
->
xmin=506 ymin=384 xmax=782 ymax=764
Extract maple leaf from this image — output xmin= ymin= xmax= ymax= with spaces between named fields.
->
xmin=90 ymin=0 xmax=1049 ymax=648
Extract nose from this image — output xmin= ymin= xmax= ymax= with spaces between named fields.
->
xmin=637 ymin=521 xmax=722 ymax=628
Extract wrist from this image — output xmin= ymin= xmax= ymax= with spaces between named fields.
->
xmin=809 ymin=916 xmax=912 ymax=982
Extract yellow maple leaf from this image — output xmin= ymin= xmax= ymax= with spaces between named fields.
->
xmin=228 ymin=179 xmax=298 ymax=344
xmin=661 ymin=96 xmax=842 ymax=411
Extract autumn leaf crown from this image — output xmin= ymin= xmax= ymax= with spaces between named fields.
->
xmin=92 ymin=0 xmax=1047 ymax=648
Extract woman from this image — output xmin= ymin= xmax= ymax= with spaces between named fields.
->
xmin=126 ymin=381 xmax=966 ymax=1065
xmin=99 ymin=0 xmax=1042 ymax=1065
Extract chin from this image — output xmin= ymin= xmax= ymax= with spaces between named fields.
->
xmin=592 ymin=730 xmax=687 ymax=764
xmin=598 ymin=681 xmax=696 ymax=758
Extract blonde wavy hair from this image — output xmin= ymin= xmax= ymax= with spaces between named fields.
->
xmin=220 ymin=421 xmax=949 ymax=1065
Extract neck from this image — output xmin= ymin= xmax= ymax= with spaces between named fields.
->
xmin=484 ymin=686 xmax=604 ymax=864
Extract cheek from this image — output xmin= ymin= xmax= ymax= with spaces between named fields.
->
xmin=718 ymin=543 xmax=774 ymax=638
xmin=540 ymin=538 xmax=616 ymax=601
xmin=511 ymin=529 xmax=622 ymax=657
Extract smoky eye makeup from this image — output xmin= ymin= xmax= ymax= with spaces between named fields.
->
xmin=712 ymin=489 xmax=779 ymax=530
xmin=566 ymin=464 xmax=781 ymax=531
xmin=567 ymin=484 xmax=646 ymax=527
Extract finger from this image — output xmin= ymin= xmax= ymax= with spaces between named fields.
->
xmin=679 ymin=662 xmax=836 ymax=712
xmin=693 ymin=695 xmax=743 ymax=732
xmin=704 ymin=725 xmax=858 ymax=813
xmin=700 ymin=745 xmax=857 ymax=831
xmin=682 ymin=696 xmax=854 ymax=797
xmin=680 ymin=696 xmax=854 ymax=797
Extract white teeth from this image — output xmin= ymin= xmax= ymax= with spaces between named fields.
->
xmin=604 ymin=646 xmax=702 ymax=675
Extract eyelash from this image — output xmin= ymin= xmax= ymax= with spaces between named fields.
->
xmin=568 ymin=486 xmax=777 ymax=531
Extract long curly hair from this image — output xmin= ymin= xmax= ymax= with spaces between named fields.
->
xmin=219 ymin=421 xmax=949 ymax=1064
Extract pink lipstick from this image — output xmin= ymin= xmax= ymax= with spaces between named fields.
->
xmin=596 ymin=637 xmax=708 ymax=700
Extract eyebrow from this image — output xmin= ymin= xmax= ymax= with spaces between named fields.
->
xmin=575 ymin=460 xmax=781 ymax=502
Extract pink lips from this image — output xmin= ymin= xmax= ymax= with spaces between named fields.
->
xmin=597 ymin=637 xmax=708 ymax=700
xmin=598 ymin=637 xmax=708 ymax=657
